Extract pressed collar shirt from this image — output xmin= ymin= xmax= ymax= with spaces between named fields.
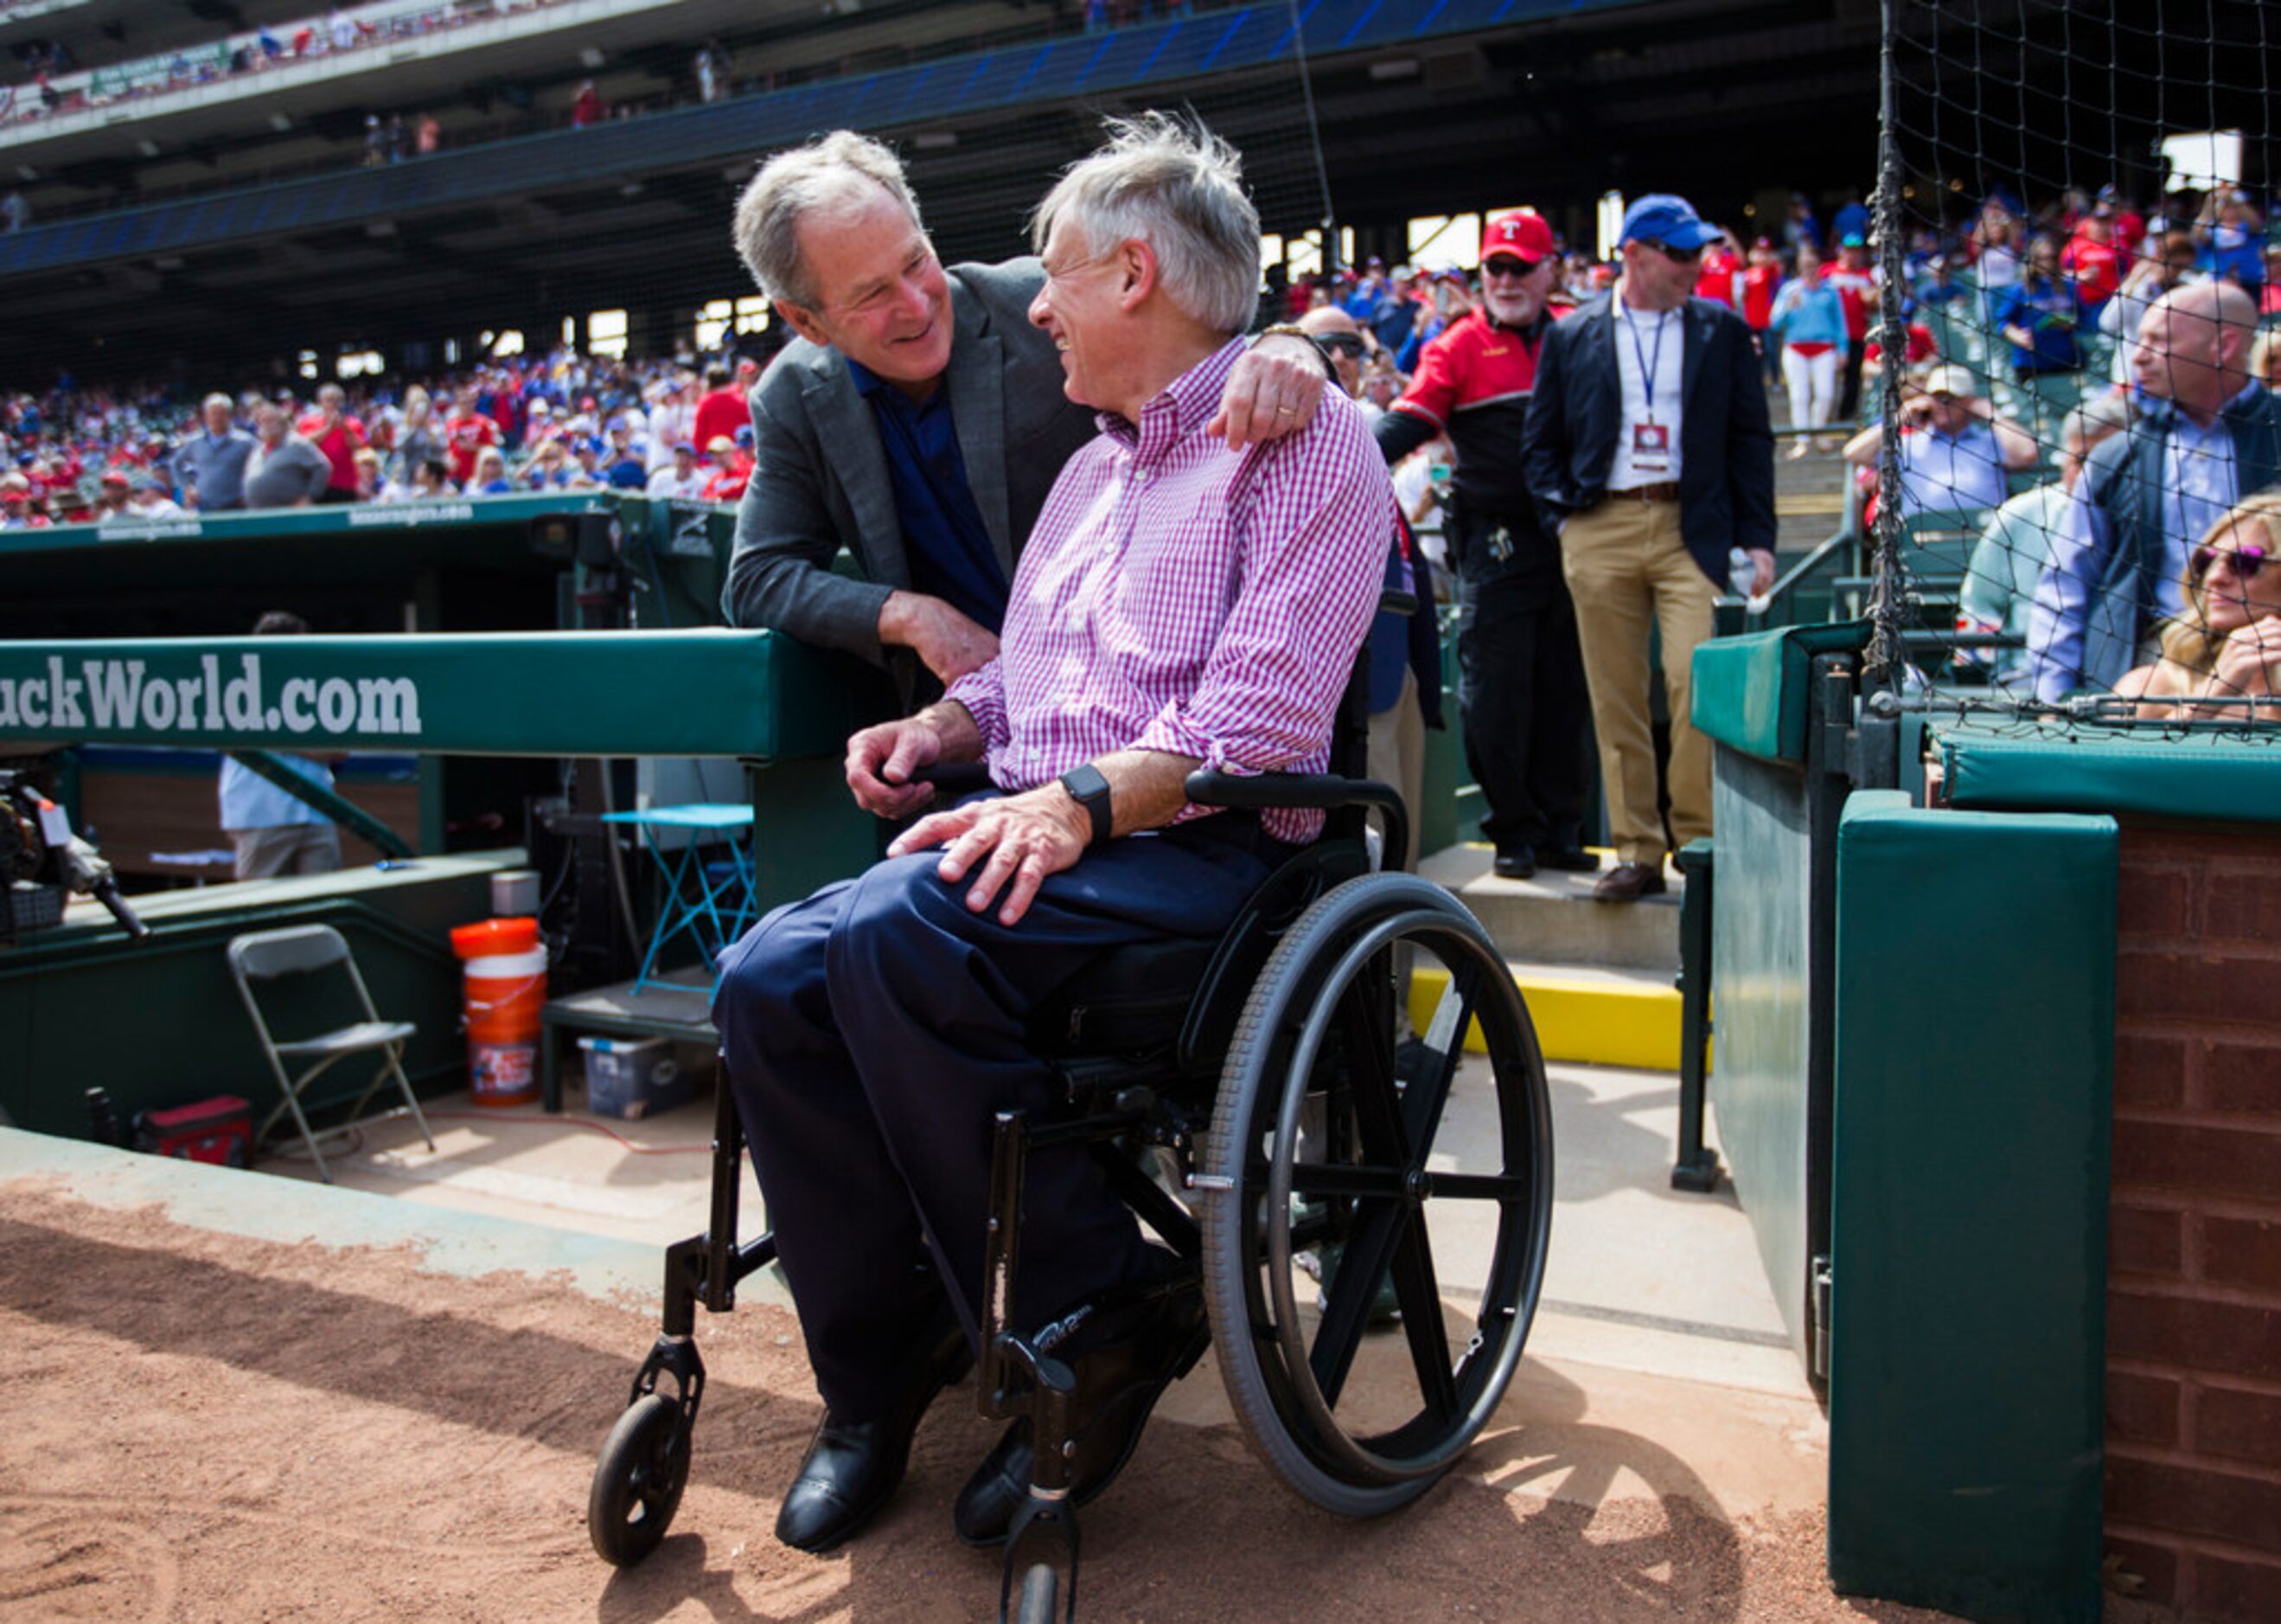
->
xmin=945 ymin=338 xmax=1394 ymax=844
xmin=1896 ymin=419 xmax=2009 ymax=516
xmin=1609 ymin=289 xmax=1686 ymax=489
xmin=2162 ymin=387 xmax=2249 ymax=579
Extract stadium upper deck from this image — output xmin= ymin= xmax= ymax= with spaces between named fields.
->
xmin=0 ymin=0 xmax=1888 ymax=381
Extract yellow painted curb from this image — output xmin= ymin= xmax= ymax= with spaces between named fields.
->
xmin=1410 ymin=964 xmax=1687 ymax=1073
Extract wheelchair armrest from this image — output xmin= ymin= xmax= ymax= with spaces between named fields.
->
xmin=1185 ymin=769 xmax=1408 ymax=867
xmin=911 ymin=761 xmax=994 ymax=796
xmin=1184 ymin=769 xmax=1396 ymax=814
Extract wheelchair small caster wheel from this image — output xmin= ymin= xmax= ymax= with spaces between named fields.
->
xmin=1014 ymin=1562 xmax=1059 ymax=1624
xmin=588 ymin=1392 xmax=691 ymax=1566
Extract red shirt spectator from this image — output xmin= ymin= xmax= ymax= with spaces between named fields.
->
xmin=2061 ymin=224 xmax=2119 ymax=311
xmin=571 ymin=81 xmax=603 ymax=129
xmin=1824 ymin=249 xmax=1876 ymax=341
xmin=1741 ymin=256 xmax=1783 ymax=332
xmin=700 ymin=437 xmax=751 ymax=503
xmin=444 ymin=402 xmax=501 ymax=486
xmin=297 ymin=387 xmax=367 ymax=495
xmin=1694 ymin=246 xmax=1741 ymax=308
xmin=1862 ymin=323 xmax=1937 ymax=372
xmin=691 ymin=372 xmax=749 ymax=457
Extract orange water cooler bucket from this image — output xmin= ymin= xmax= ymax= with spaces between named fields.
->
xmin=450 ymin=917 xmax=546 ymax=1107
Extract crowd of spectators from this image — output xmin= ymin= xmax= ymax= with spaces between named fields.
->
xmin=10 ymin=171 xmax=2277 ymax=531
xmin=0 ymin=2 xmax=571 ymax=131
xmin=0 ymin=1 xmax=1251 ymax=242
xmin=0 ymin=343 xmax=775 ymax=527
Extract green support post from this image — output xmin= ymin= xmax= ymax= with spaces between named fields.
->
xmin=1671 ymin=836 xmax=1718 ymax=1192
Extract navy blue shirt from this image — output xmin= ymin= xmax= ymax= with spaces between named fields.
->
xmin=846 ymin=357 xmax=1009 ymax=631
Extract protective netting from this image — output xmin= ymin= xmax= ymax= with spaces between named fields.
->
xmin=1870 ymin=0 xmax=2278 ymax=729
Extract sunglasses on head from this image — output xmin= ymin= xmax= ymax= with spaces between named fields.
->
xmin=2193 ymin=541 xmax=2268 ymax=579
xmin=1315 ymin=333 xmax=1366 ymax=358
xmin=1482 ymin=255 xmax=1542 ymax=278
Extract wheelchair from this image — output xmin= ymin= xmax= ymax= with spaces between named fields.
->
xmin=585 ymin=646 xmax=1555 ymax=1622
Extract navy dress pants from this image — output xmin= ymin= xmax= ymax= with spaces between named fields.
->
xmin=712 ymin=816 xmax=1278 ymax=1419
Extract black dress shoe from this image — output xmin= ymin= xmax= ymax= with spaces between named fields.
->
xmin=952 ymin=1287 xmax=1209 ymax=1548
xmin=1537 ymin=846 xmax=1602 ymax=873
xmin=1491 ymin=845 xmax=1537 ymax=879
xmin=776 ymin=1322 xmax=972 ymax=1553
xmin=1591 ymin=861 xmax=1669 ymax=903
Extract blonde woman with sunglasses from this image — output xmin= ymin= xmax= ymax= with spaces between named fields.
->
xmin=2115 ymin=491 xmax=2281 ymax=719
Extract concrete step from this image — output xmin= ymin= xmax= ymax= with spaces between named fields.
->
xmin=1420 ymin=842 xmax=1683 ymax=973
xmin=1411 ymin=958 xmax=1684 ymax=1073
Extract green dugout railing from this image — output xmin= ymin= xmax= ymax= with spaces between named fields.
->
xmin=0 ymin=629 xmax=855 ymax=759
xmin=0 ymin=628 xmax=886 ymax=911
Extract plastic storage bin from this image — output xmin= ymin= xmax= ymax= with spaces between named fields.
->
xmin=578 ymin=1035 xmax=693 ymax=1120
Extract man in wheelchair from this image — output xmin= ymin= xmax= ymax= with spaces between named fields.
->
xmin=712 ymin=114 xmax=1394 ymax=1556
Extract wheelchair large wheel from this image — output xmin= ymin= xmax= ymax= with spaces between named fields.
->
xmin=588 ymin=1393 xmax=691 ymax=1565
xmin=1198 ymin=873 xmax=1552 ymax=1517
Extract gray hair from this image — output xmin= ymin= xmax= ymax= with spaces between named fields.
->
xmin=201 ymin=392 xmax=233 ymax=413
xmin=732 ymin=130 xmax=925 ymax=309
xmin=1029 ymin=112 xmax=1259 ymax=336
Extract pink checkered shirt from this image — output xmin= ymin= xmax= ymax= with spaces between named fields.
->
xmin=945 ymin=338 xmax=1395 ymax=844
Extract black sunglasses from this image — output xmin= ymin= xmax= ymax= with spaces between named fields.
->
xmin=1315 ymin=333 xmax=1367 ymax=358
xmin=2193 ymin=542 xmax=2268 ymax=580
xmin=1481 ymin=255 xmax=1543 ymax=278
xmin=1652 ymin=241 xmax=1706 ymax=265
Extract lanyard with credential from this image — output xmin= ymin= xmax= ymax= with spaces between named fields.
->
xmin=1622 ymin=304 xmax=1671 ymax=425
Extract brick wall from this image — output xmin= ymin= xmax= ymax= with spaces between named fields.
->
xmin=2106 ymin=824 xmax=2281 ymax=1622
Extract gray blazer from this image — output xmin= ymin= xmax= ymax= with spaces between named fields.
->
xmin=721 ymin=257 xmax=1098 ymax=707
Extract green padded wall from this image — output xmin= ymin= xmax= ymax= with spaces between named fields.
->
xmin=1709 ymin=745 xmax=1819 ymax=1368
xmin=1828 ymin=793 xmax=2116 ymax=1624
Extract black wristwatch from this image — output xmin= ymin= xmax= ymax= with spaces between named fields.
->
xmin=1057 ymin=764 xmax=1113 ymax=846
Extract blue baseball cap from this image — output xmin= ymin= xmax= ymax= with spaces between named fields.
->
xmin=1620 ymin=194 xmax=1719 ymax=251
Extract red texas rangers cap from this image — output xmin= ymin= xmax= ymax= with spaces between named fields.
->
xmin=1479 ymin=209 xmax=1556 ymax=267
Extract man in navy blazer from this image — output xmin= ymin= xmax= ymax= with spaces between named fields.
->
xmin=1523 ymin=194 xmax=1776 ymax=902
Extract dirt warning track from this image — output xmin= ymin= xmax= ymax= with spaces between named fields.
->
xmin=0 ymin=1182 xmax=1974 ymax=1622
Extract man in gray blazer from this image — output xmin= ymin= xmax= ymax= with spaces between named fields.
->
xmin=722 ymin=129 xmax=1326 ymax=709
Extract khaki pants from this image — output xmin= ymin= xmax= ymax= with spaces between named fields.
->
xmin=1561 ymin=499 xmax=1717 ymax=865
xmin=229 ymin=823 xmax=342 ymax=882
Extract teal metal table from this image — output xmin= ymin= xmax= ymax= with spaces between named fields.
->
xmin=601 ymin=803 xmax=758 ymax=994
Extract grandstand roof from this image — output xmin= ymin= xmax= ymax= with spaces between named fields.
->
xmin=0 ymin=0 xmax=1891 ymax=382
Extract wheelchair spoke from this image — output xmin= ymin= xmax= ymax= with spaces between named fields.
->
xmin=1337 ymin=981 xmax=1410 ymax=1169
xmin=1387 ymin=1218 xmax=1460 ymax=1422
xmin=1402 ymin=961 xmax=1480 ymax=1153
xmin=1308 ymin=1199 xmax=1403 ymax=1409
xmin=1422 ymin=1169 xmax=1533 ymax=1204
xmin=1287 ymin=1161 xmax=1407 ymax=1200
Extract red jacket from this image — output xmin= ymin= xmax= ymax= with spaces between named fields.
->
xmin=1382 ymin=304 xmax=1565 ymax=513
xmin=692 ymin=387 xmax=750 ymax=457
